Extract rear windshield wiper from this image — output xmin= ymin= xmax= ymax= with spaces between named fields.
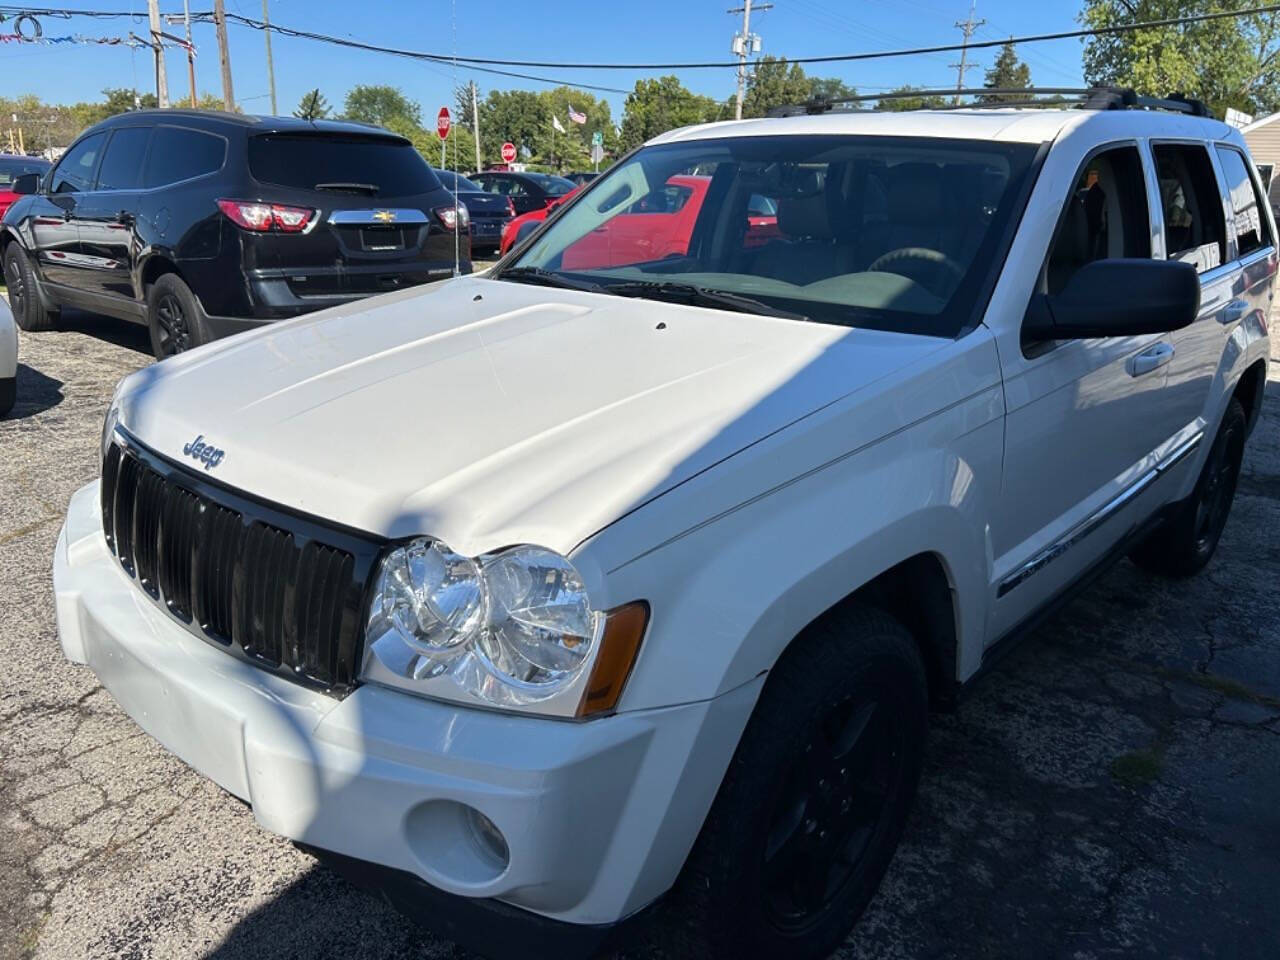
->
xmin=497 ymin=267 xmax=607 ymax=294
xmin=605 ymin=280 xmax=809 ymax=322
xmin=314 ymin=181 xmax=380 ymax=194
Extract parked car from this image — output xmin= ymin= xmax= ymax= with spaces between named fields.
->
xmin=564 ymin=171 xmax=600 ymax=186
xmin=0 ymin=295 xmax=15 ymax=417
xmin=0 ymin=154 xmax=50 ymax=221
xmin=56 ymin=96 xmax=1273 ymax=959
xmin=500 ymin=175 xmax=780 ymax=263
xmin=499 ymin=184 xmax=578 ymax=255
xmin=434 ymin=168 xmax=514 ymax=255
xmin=467 ymin=170 xmax=575 ymax=215
xmin=0 ymin=111 xmax=468 ymax=359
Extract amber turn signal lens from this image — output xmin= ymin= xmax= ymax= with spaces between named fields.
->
xmin=577 ymin=601 xmax=650 ymax=718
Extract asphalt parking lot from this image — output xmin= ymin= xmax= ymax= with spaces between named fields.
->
xmin=2 ymin=305 xmax=1278 ymax=960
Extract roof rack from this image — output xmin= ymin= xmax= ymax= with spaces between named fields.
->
xmin=767 ymin=85 xmax=1214 ymax=119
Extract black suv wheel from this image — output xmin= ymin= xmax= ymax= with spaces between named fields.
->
xmin=3 ymin=243 xmax=60 ymax=332
xmin=146 ymin=274 xmax=206 ymax=360
xmin=667 ymin=604 xmax=928 ymax=959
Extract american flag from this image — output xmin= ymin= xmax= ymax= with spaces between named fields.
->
xmin=568 ymin=105 xmax=587 ymax=125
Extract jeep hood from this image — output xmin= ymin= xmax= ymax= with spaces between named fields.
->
xmin=117 ymin=275 xmax=946 ymax=556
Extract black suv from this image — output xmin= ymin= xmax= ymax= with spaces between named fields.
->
xmin=0 ymin=111 xmax=468 ymax=358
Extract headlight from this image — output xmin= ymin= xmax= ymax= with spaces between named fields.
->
xmin=364 ymin=538 xmax=642 ymax=716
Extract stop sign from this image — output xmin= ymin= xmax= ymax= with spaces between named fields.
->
xmin=436 ymin=107 xmax=451 ymax=140
xmin=501 ymin=141 xmax=517 ymax=164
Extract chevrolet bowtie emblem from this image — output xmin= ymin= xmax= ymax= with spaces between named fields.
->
xmin=372 ymin=210 xmax=396 ymax=223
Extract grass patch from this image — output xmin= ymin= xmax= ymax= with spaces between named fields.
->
xmin=1110 ymin=744 xmax=1166 ymax=787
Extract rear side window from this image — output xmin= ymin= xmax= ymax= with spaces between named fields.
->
xmin=1045 ymin=145 xmax=1151 ymax=295
xmin=1153 ymin=144 xmax=1226 ymax=272
xmin=96 ymin=127 xmax=151 ymax=191
xmin=248 ymin=135 xmax=442 ymax=196
xmin=1215 ymin=146 xmax=1272 ymax=257
xmin=50 ymin=133 xmax=106 ymax=194
xmin=144 ymin=127 xmax=225 ymax=188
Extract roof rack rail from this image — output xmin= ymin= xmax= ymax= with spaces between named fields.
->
xmin=767 ymin=85 xmax=1214 ymax=119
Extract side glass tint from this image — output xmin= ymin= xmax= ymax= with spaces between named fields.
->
xmin=144 ymin=127 xmax=226 ymax=188
xmin=1215 ymin=145 xmax=1273 ymax=258
xmin=96 ymin=128 xmax=151 ymax=191
xmin=50 ymin=133 xmax=107 ymax=194
xmin=1153 ymin=143 xmax=1227 ymax=272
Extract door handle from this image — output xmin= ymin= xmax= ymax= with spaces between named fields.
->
xmin=1127 ymin=342 xmax=1175 ymax=377
xmin=1219 ymin=298 xmax=1249 ymax=324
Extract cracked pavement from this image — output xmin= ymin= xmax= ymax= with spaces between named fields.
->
xmin=2 ymin=309 xmax=1278 ymax=960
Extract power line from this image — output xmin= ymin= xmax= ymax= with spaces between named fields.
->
xmin=6 ymin=2 xmax=1280 ymax=77
xmin=209 ymin=2 xmax=1280 ymax=70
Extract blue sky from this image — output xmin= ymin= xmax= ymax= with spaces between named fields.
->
xmin=5 ymin=0 xmax=1089 ymax=121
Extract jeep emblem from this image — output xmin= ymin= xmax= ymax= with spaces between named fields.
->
xmin=182 ymin=434 xmax=225 ymax=471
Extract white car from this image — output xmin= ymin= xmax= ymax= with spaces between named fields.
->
xmin=0 ymin=295 xmax=16 ymax=417
xmin=54 ymin=94 xmax=1274 ymax=958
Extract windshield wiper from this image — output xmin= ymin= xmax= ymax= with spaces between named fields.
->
xmin=315 ymin=181 xmax=379 ymax=194
xmin=498 ymin=267 xmax=607 ymax=294
xmin=605 ymin=280 xmax=808 ymax=322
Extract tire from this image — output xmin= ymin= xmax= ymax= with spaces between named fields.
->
xmin=669 ymin=604 xmax=928 ymax=959
xmin=146 ymin=273 xmax=206 ymax=360
xmin=0 ymin=376 xmax=14 ymax=418
xmin=3 ymin=242 xmax=60 ymax=332
xmin=1131 ymin=397 xmax=1247 ymax=578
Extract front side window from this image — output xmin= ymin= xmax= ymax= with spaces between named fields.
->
xmin=1045 ymin=145 xmax=1151 ymax=295
xmin=1215 ymin=145 xmax=1272 ymax=257
xmin=1153 ymin=143 xmax=1226 ymax=272
xmin=503 ymin=134 xmax=1039 ymax=336
xmin=50 ymin=133 xmax=107 ymax=194
xmin=96 ymin=127 xmax=151 ymax=191
xmin=145 ymin=127 xmax=225 ymax=188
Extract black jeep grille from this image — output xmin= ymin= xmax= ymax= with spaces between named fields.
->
xmin=100 ymin=434 xmax=382 ymax=695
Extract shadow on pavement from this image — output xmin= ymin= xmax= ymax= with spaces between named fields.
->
xmin=204 ymin=860 xmax=478 ymax=959
xmin=57 ymin=308 xmax=152 ymax=356
xmin=4 ymin=362 xmax=64 ymax=420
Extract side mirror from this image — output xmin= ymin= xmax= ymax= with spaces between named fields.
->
xmin=1024 ymin=259 xmax=1200 ymax=341
xmin=11 ymin=173 xmax=40 ymax=196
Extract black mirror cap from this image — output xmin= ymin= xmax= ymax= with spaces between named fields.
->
xmin=1024 ymin=258 xmax=1201 ymax=341
xmin=10 ymin=173 xmax=40 ymax=196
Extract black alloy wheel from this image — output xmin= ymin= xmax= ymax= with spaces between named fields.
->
xmin=763 ymin=692 xmax=906 ymax=932
xmin=4 ymin=248 xmax=26 ymax=319
xmin=152 ymin=291 xmax=191 ymax=357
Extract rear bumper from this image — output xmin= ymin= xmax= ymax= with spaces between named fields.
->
xmin=54 ymin=481 xmax=760 ymax=934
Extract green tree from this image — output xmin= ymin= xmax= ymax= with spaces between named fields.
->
xmin=810 ymin=77 xmax=858 ymax=104
xmin=619 ymin=76 xmax=719 ymax=151
xmin=341 ymin=85 xmax=422 ymax=138
xmin=978 ymin=41 xmax=1032 ymax=102
xmin=743 ymin=56 xmax=814 ymax=117
xmin=476 ymin=89 xmax=547 ymax=165
xmin=873 ymin=86 xmax=950 ymax=111
xmin=294 ymin=88 xmax=331 ymax=121
xmin=1081 ymin=0 xmax=1280 ymax=116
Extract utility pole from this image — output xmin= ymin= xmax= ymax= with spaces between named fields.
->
xmin=214 ymin=0 xmax=236 ymax=111
xmin=182 ymin=0 xmax=197 ymax=107
xmin=729 ymin=0 xmax=771 ymax=121
xmin=262 ymin=0 xmax=278 ymax=115
xmin=470 ymin=81 xmax=482 ymax=172
xmin=147 ymin=0 xmax=169 ymax=107
xmin=950 ymin=0 xmax=985 ymax=105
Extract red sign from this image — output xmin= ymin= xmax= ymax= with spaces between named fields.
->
xmin=501 ymin=141 xmax=517 ymax=164
xmin=436 ymin=107 xmax=451 ymax=140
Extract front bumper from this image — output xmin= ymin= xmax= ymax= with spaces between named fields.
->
xmin=53 ymin=482 xmax=760 ymax=938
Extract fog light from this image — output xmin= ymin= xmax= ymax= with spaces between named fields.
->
xmin=467 ymin=807 xmax=510 ymax=870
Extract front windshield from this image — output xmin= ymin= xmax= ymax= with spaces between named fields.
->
xmin=503 ymin=134 xmax=1039 ymax=336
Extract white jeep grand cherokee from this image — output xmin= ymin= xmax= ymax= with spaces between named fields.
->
xmin=55 ymin=100 xmax=1274 ymax=958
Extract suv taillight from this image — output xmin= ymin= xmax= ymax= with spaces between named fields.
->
xmin=435 ymin=204 xmax=470 ymax=231
xmin=217 ymin=199 xmax=315 ymax=233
